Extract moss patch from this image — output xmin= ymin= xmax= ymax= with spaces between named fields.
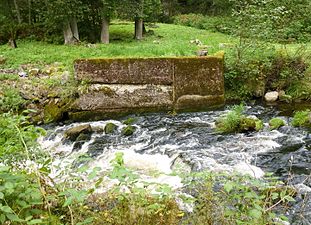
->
xmin=269 ymin=118 xmax=286 ymax=130
xmin=292 ymin=110 xmax=311 ymax=127
xmin=43 ymin=101 xmax=63 ymax=123
xmin=123 ymin=117 xmax=137 ymax=125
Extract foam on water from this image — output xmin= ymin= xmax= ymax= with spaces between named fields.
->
xmin=39 ymin=105 xmax=309 ymax=188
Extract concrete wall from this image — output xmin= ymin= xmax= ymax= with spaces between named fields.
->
xmin=72 ymin=55 xmax=224 ymax=120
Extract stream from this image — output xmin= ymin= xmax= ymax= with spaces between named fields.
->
xmin=40 ymin=104 xmax=311 ymax=224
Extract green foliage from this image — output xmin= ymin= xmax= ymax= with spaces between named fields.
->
xmin=0 ymin=112 xmax=46 ymax=164
xmin=216 ymin=104 xmax=264 ymax=133
xmin=184 ymin=172 xmax=294 ymax=224
xmin=173 ymin=14 xmax=235 ymax=34
xmin=269 ymin=118 xmax=286 ymax=130
xmin=123 ymin=117 xmax=137 ymax=125
xmin=177 ymin=0 xmax=233 ymax=15
xmin=118 ymin=0 xmax=162 ymax=21
xmin=0 ymin=87 xmax=26 ymax=112
xmin=91 ymin=152 xmax=181 ymax=225
xmin=0 ymin=166 xmax=46 ymax=225
xmin=216 ymin=104 xmax=244 ymax=133
xmin=291 ymin=110 xmax=310 ymax=127
xmin=0 ymin=74 xmax=19 ymax=81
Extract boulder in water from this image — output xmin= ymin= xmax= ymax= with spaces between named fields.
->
xmin=64 ymin=124 xmax=92 ymax=142
xmin=239 ymin=117 xmax=263 ymax=132
xmin=264 ymin=91 xmax=279 ymax=102
xmin=233 ymin=162 xmax=265 ymax=178
xmin=105 ymin=122 xmax=118 ymax=134
xmin=292 ymin=110 xmax=311 ymax=128
xmin=122 ymin=125 xmax=136 ymax=136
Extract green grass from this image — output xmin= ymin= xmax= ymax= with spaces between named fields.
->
xmin=0 ymin=22 xmax=233 ymax=69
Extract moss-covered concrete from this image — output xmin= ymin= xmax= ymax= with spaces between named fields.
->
xmin=75 ymin=58 xmax=174 ymax=85
xmin=172 ymin=57 xmax=224 ymax=99
xmin=72 ymin=55 xmax=225 ymax=121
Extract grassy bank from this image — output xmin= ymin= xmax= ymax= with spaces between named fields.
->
xmin=0 ymin=22 xmax=233 ymax=69
xmin=1 ymin=22 xmax=311 ymax=105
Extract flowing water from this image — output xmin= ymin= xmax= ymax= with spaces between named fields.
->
xmin=40 ymin=104 xmax=311 ymax=224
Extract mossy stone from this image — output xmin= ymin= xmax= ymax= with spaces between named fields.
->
xmin=239 ymin=117 xmax=257 ymax=132
xmin=64 ymin=124 xmax=92 ymax=142
xmin=269 ymin=118 xmax=286 ymax=130
xmin=43 ymin=102 xmax=63 ymax=123
xmin=122 ymin=125 xmax=136 ymax=136
xmin=292 ymin=110 xmax=311 ymax=127
xmin=123 ymin=117 xmax=137 ymax=125
xmin=105 ymin=122 xmax=118 ymax=134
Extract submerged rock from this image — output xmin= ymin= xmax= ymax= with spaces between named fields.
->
xmin=264 ymin=91 xmax=279 ymax=102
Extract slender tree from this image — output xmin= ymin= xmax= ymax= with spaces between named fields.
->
xmin=100 ymin=0 xmax=116 ymax=44
xmin=118 ymin=0 xmax=162 ymax=40
xmin=44 ymin=0 xmax=84 ymax=44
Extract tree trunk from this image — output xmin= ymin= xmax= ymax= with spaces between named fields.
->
xmin=135 ymin=19 xmax=143 ymax=40
xmin=28 ymin=0 xmax=31 ymax=24
xmin=63 ymin=21 xmax=74 ymax=45
xmin=142 ymin=22 xmax=147 ymax=35
xmin=70 ymin=17 xmax=79 ymax=41
xmin=13 ymin=0 xmax=22 ymax=24
xmin=134 ymin=19 xmax=138 ymax=38
xmin=100 ymin=17 xmax=109 ymax=44
xmin=63 ymin=18 xmax=79 ymax=45
xmin=8 ymin=38 xmax=17 ymax=48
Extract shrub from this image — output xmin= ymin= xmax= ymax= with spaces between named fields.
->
xmin=225 ymin=48 xmax=310 ymax=101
